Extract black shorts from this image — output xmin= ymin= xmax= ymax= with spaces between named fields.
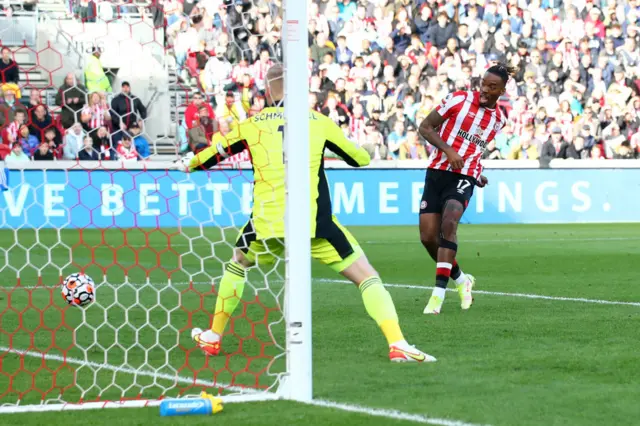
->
xmin=419 ymin=168 xmax=476 ymax=215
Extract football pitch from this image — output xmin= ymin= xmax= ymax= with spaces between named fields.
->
xmin=1 ymin=223 xmax=639 ymax=426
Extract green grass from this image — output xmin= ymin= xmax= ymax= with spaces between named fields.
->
xmin=1 ymin=224 xmax=640 ymax=426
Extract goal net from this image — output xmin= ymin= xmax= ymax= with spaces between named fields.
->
xmin=0 ymin=0 xmax=310 ymax=412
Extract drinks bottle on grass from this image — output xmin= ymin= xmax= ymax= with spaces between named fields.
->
xmin=159 ymin=392 xmax=223 ymax=417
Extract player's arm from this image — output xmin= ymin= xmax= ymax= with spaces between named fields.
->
xmin=187 ymin=125 xmax=248 ymax=171
xmin=322 ymin=117 xmax=370 ymax=167
xmin=418 ymin=93 xmax=465 ymax=169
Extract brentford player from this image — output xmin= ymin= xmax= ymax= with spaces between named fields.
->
xmin=417 ymin=63 xmax=515 ymax=315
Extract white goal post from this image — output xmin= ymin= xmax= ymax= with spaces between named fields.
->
xmin=281 ymin=0 xmax=313 ymax=403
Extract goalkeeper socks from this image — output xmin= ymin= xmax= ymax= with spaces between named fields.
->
xmin=211 ymin=261 xmax=246 ymax=336
xmin=359 ymin=276 xmax=404 ymax=345
xmin=451 ymin=260 xmax=468 ymax=285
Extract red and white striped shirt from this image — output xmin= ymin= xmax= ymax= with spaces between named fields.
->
xmin=508 ymin=108 xmax=534 ymax=136
xmin=85 ymin=104 xmax=108 ymax=130
xmin=253 ymin=59 xmax=274 ymax=89
xmin=427 ymin=90 xmax=507 ymax=180
xmin=116 ymin=143 xmax=138 ymax=161
xmin=349 ymin=116 xmax=366 ymax=142
xmin=232 ymin=64 xmax=253 ymax=82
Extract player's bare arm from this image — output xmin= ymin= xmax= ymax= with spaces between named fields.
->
xmin=418 ymin=111 xmax=465 ymax=169
xmin=477 ymin=175 xmax=489 ymax=187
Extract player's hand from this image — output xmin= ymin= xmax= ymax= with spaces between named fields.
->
xmin=477 ymin=175 xmax=489 ymax=188
xmin=172 ymin=152 xmax=194 ymax=172
xmin=446 ymin=149 xmax=465 ymax=170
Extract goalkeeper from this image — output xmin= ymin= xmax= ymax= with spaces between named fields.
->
xmin=178 ymin=64 xmax=435 ymax=363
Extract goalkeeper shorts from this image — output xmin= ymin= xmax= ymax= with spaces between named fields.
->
xmin=235 ymin=216 xmax=363 ymax=273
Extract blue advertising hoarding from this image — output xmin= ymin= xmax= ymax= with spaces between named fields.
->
xmin=0 ymin=167 xmax=638 ymax=228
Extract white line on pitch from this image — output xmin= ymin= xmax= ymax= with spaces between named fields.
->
xmin=8 ymin=279 xmax=640 ymax=307
xmin=363 ymin=236 xmax=640 ymax=244
xmin=317 ymin=279 xmax=640 ymax=307
xmin=1 ymin=346 xmax=486 ymax=425
xmin=126 ymin=235 xmax=640 ymax=248
xmin=309 ymin=399 xmax=489 ymax=426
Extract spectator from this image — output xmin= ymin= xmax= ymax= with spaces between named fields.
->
xmin=84 ymin=47 xmax=112 ymax=93
xmin=201 ymin=45 xmax=233 ymax=95
xmin=387 ymin=121 xmax=407 ymax=159
xmin=184 ymin=92 xmax=215 ymax=130
xmin=483 ymin=140 xmax=504 ymax=160
xmin=56 ymin=73 xmax=88 ymax=129
xmin=387 ymin=102 xmax=415 ymax=134
xmin=217 ymin=91 xmax=247 ymax=129
xmin=110 ymin=81 xmax=148 ymax=139
xmin=248 ymin=94 xmax=266 ymax=117
xmin=82 ymin=92 xmax=111 ymax=133
xmin=63 ymin=123 xmax=86 ymax=160
xmin=508 ymin=132 xmax=540 ymax=160
xmin=603 ymin=123 xmax=627 ymax=158
xmin=26 ymin=90 xmax=46 ymax=115
xmin=90 ymin=126 xmax=114 ymax=160
xmin=42 ymin=127 xmax=61 ymax=156
xmin=0 ymin=87 xmax=26 ymax=127
xmin=33 ymin=142 xmax=55 ymax=161
xmin=541 ymin=127 xmax=573 ymax=161
xmin=349 ymin=103 xmax=367 ymax=143
xmin=76 ymin=0 xmax=97 ymax=23
xmin=5 ymin=142 xmax=30 ymax=162
xmin=17 ymin=124 xmax=39 ymax=157
xmin=78 ymin=136 xmax=100 ymax=160
xmin=29 ymin=105 xmax=61 ymax=145
xmin=614 ymin=140 xmax=637 ymax=159
xmin=399 ymin=125 xmax=428 ymax=160
xmin=2 ymin=109 xmax=26 ymax=145
xmin=428 ymin=12 xmax=457 ymax=50
xmin=569 ymin=135 xmax=590 ymax=160
xmin=115 ymin=134 xmax=139 ymax=161
xmin=0 ymin=47 xmax=19 ymax=87
xmin=188 ymin=105 xmax=216 ymax=153
xmin=361 ymin=121 xmax=388 ymax=160
xmin=129 ymin=123 xmax=150 ymax=159
xmin=322 ymin=94 xmax=349 ymax=128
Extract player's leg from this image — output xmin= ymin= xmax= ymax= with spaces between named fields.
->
xmin=424 ymin=173 xmax=476 ymax=314
xmin=421 ymin=211 xmax=473 ymax=313
xmin=419 ymin=173 xmax=473 ymax=308
xmin=193 ymin=220 xmax=262 ymax=355
xmin=419 ymin=212 xmax=440 ymax=261
xmin=316 ymin=217 xmax=436 ymax=362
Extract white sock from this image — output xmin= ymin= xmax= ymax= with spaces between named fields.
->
xmin=454 ymin=271 xmax=468 ymax=286
xmin=432 ymin=287 xmax=446 ymax=299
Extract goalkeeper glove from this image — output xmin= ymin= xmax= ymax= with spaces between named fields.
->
xmin=172 ymin=152 xmax=195 ymax=172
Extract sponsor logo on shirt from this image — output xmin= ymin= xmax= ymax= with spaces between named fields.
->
xmin=457 ymin=129 xmax=488 ymax=150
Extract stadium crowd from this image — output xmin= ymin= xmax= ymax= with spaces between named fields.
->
xmin=169 ymin=0 xmax=640 ymax=160
xmin=0 ymin=45 xmax=150 ymax=162
xmin=3 ymin=0 xmax=640 ymax=161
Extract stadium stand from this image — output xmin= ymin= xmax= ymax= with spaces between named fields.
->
xmin=1 ymin=0 xmax=640 ymax=161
